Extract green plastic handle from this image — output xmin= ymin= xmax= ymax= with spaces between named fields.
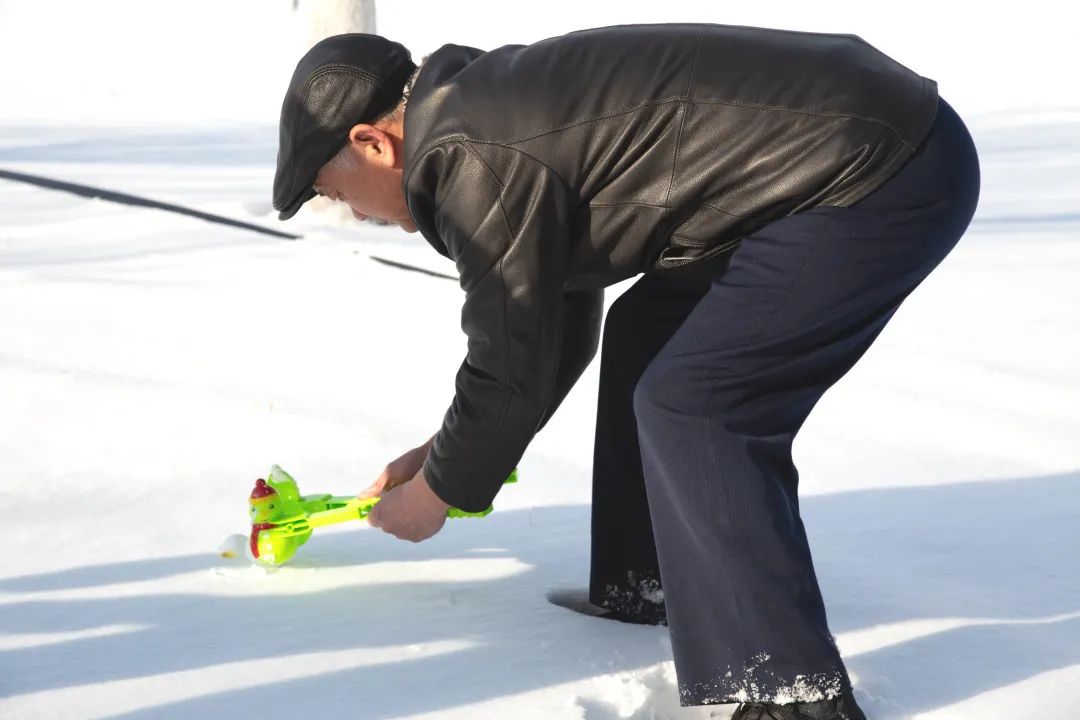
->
xmin=446 ymin=467 xmax=519 ymax=518
xmin=248 ymin=465 xmax=520 ymax=566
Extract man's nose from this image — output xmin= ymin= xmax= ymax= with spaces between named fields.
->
xmin=351 ymin=208 xmax=368 ymax=221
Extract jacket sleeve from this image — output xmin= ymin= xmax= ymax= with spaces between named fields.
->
xmin=413 ymin=141 xmax=574 ymax=512
xmin=534 ymin=289 xmax=604 ymax=434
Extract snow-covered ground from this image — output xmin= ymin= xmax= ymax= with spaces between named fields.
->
xmin=1 ymin=2 xmax=1078 ymax=719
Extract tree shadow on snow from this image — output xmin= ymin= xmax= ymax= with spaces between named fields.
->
xmin=0 ymin=471 xmax=1076 ymax=718
xmin=804 ymin=470 xmax=1080 ymax=713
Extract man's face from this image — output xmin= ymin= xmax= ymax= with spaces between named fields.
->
xmin=312 ymin=123 xmax=418 ymax=234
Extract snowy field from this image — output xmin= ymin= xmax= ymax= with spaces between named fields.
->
xmin=1 ymin=2 xmax=1079 ymax=719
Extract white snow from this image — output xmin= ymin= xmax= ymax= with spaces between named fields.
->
xmin=1 ymin=2 xmax=1078 ymax=719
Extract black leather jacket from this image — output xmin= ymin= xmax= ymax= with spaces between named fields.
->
xmin=402 ymin=23 xmax=939 ymax=511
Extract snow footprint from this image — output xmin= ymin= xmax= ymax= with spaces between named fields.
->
xmin=572 ymin=662 xmax=734 ymax=720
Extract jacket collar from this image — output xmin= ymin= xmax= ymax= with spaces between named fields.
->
xmin=401 ymin=43 xmax=487 ymax=260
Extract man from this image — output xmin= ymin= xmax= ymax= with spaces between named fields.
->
xmin=273 ymin=25 xmax=980 ymax=718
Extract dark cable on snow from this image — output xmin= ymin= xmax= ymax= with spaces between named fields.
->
xmin=0 ymin=166 xmax=456 ymax=280
xmin=0 ymin=166 xmax=301 ymax=240
xmin=368 ymin=255 xmax=457 ymax=281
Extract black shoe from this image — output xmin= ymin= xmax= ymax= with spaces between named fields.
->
xmin=731 ymin=692 xmax=866 ymax=720
xmin=546 ymin=588 xmax=668 ymax=626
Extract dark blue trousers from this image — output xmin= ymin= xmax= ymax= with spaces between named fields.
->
xmin=589 ymin=97 xmax=981 ymax=705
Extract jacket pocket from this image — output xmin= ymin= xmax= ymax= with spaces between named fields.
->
xmin=654 ymin=234 xmax=742 ymax=270
xmin=652 ymin=203 xmax=749 ymax=271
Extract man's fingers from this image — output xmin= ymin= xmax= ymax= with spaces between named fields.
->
xmin=377 ymin=477 xmax=408 ymax=497
xmin=359 ymin=474 xmax=389 ymax=499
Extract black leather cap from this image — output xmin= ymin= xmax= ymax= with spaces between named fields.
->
xmin=273 ymin=34 xmax=416 ymax=221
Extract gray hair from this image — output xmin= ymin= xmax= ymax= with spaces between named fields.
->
xmin=372 ymin=55 xmax=426 ymax=127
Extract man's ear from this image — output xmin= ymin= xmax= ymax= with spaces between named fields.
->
xmin=347 ymin=123 xmax=396 ymax=167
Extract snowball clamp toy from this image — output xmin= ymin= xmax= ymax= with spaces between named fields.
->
xmin=246 ymin=465 xmax=518 ymax=566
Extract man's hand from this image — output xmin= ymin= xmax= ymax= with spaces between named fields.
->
xmin=360 ymin=434 xmax=438 ymax=500
xmin=367 ymin=468 xmax=449 ymax=543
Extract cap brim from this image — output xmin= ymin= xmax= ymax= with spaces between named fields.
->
xmin=276 ymin=186 xmax=317 ymax=221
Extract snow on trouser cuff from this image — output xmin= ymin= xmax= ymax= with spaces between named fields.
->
xmin=678 ymin=652 xmax=852 ymax=706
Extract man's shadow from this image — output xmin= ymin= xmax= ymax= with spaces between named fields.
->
xmin=1 ymin=471 xmax=1077 ymax=718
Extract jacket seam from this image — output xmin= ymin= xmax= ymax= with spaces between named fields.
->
xmin=588 ymin=201 xmax=673 ymax=209
xmin=691 ymin=99 xmax=917 ymax=151
xmin=404 ymin=137 xmax=469 ymax=197
xmin=702 ymin=201 xmax=750 ymax=220
xmin=494 ymin=256 xmax=513 ymax=429
xmin=572 ymin=21 xmax=871 ymax=42
xmin=441 ymin=98 xmax=686 ymax=151
xmin=665 ymin=28 xmax=706 ymax=206
xmin=585 ymin=199 xmax=746 ymax=220
xmin=460 ymin=141 xmax=513 ymax=403
xmin=458 ymin=141 xmax=539 ymax=428
xmin=461 ymin=141 xmax=514 ymax=236
xmin=460 ymin=255 xmax=514 ymax=433
xmin=409 ymin=98 xmax=917 ymax=176
xmin=505 ymin=98 xmax=687 ymax=146
xmin=665 ymin=103 xmax=687 ymax=208
xmin=463 ymin=139 xmax=575 ymax=197
xmin=404 ymin=138 xmax=575 ymax=238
